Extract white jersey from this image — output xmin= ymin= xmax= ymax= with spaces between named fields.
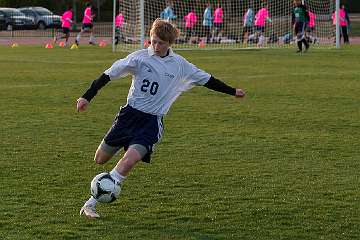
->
xmin=104 ymin=47 xmax=211 ymax=116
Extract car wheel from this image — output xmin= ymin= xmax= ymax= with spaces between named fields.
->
xmin=38 ymin=22 xmax=46 ymax=30
xmin=6 ymin=24 xmax=13 ymax=31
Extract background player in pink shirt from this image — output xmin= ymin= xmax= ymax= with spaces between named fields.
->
xmin=54 ymin=5 xmax=73 ymax=46
xmin=254 ymin=4 xmax=271 ymax=46
xmin=213 ymin=4 xmax=223 ymax=41
xmin=115 ymin=11 xmax=125 ymax=45
xmin=254 ymin=5 xmax=271 ymax=32
xmin=306 ymin=10 xmax=318 ymax=44
xmin=184 ymin=9 xmax=197 ymax=43
xmin=332 ymin=5 xmax=350 ymax=44
xmin=75 ymin=2 xmax=96 ymax=45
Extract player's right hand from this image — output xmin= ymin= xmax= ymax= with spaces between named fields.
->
xmin=235 ymin=88 xmax=246 ymax=98
xmin=76 ymin=97 xmax=89 ymax=112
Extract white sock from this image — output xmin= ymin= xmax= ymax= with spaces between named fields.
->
xmin=89 ymin=35 xmax=96 ymax=43
xmin=85 ymin=196 xmax=97 ymax=207
xmin=76 ymin=34 xmax=81 ymax=42
xmin=110 ymin=169 xmax=126 ymax=185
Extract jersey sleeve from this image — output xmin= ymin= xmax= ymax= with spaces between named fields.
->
xmin=104 ymin=53 xmax=138 ymax=80
xmin=181 ymin=58 xmax=211 ymax=87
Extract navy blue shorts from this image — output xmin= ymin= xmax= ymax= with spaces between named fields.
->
xmin=102 ymin=105 xmax=164 ymax=163
xmin=214 ymin=22 xmax=223 ymax=29
xmin=82 ymin=23 xmax=93 ymax=30
xmin=62 ymin=27 xmax=70 ymax=34
xmin=255 ymin=26 xmax=265 ymax=33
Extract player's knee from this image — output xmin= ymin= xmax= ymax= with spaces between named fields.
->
xmin=94 ymin=149 xmax=112 ymax=165
xmin=94 ymin=154 xmax=105 ymax=164
xmin=94 ymin=155 xmax=105 ymax=165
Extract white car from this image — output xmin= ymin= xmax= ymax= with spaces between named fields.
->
xmin=0 ymin=8 xmax=36 ymax=31
xmin=18 ymin=7 xmax=61 ymax=30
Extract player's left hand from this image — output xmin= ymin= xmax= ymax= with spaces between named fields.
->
xmin=235 ymin=88 xmax=245 ymax=98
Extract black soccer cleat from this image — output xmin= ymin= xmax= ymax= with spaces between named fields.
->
xmin=304 ymin=44 xmax=310 ymax=53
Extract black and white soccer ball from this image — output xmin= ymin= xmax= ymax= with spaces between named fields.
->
xmin=90 ymin=172 xmax=121 ymax=203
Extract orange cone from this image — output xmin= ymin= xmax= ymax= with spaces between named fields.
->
xmin=45 ymin=43 xmax=54 ymax=49
xmin=198 ymin=40 xmax=205 ymax=49
xmin=99 ymin=41 xmax=107 ymax=47
xmin=58 ymin=41 xmax=65 ymax=47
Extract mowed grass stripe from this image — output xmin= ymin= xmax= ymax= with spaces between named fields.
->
xmin=0 ymin=45 xmax=359 ymax=240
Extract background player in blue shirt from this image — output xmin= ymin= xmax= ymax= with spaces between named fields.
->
xmin=160 ymin=1 xmax=176 ymax=21
xmin=203 ymin=2 xmax=213 ymax=43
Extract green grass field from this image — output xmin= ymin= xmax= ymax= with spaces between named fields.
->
xmin=0 ymin=45 xmax=359 ymax=240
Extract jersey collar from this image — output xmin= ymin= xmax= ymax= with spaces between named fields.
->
xmin=147 ymin=46 xmax=175 ymax=58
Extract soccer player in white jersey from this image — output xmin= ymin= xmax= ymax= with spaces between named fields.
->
xmin=78 ymin=18 xmax=246 ymax=219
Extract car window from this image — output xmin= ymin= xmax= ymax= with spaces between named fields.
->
xmin=34 ymin=8 xmax=52 ymax=16
xmin=21 ymin=10 xmax=35 ymax=17
xmin=4 ymin=9 xmax=25 ymax=17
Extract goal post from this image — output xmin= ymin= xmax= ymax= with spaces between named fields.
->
xmin=112 ymin=0 xmax=116 ymax=52
xmin=335 ymin=0 xmax=340 ymax=49
xmin=112 ymin=0 xmax=338 ymax=52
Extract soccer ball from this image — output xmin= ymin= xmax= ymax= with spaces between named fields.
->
xmin=90 ymin=172 xmax=121 ymax=203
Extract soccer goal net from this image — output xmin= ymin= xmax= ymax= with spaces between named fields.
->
xmin=113 ymin=0 xmax=336 ymax=51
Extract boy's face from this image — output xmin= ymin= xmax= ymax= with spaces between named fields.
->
xmin=151 ymin=34 xmax=170 ymax=57
xmin=294 ymin=0 xmax=301 ymax=6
